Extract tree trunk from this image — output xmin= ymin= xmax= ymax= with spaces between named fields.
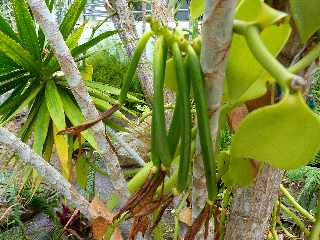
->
xmin=107 ymin=0 xmax=154 ymax=102
xmin=225 ymin=167 xmax=283 ymax=240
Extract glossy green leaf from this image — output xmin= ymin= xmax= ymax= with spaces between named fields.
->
xmin=0 ymin=83 xmax=43 ymax=126
xmin=71 ymin=30 xmax=119 ymax=57
xmin=60 ymin=0 xmax=86 ymax=39
xmin=231 ymin=93 xmax=320 ymax=169
xmin=226 ymin=22 xmax=291 ymax=103
xmin=85 ymin=80 xmax=143 ymax=102
xmin=43 ymin=123 xmax=54 ymax=161
xmin=45 ymin=79 xmax=66 ymax=130
xmin=164 ymin=58 xmax=177 ymax=92
xmin=0 ymin=75 xmax=29 ymax=96
xmin=290 ymin=0 xmax=320 ymax=42
xmin=60 ymin=91 xmax=98 ymax=150
xmin=33 ymin=99 xmax=51 ymax=155
xmin=189 ymin=0 xmax=204 ymax=20
xmin=0 ymin=31 xmax=39 ymax=73
xmin=0 ymin=14 xmax=19 ymax=42
xmin=19 ymin=94 xmax=43 ymax=142
xmin=12 ymin=0 xmax=41 ymax=60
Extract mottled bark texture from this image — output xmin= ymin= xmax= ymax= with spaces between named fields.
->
xmin=27 ymin=0 xmax=129 ymax=201
xmin=225 ymin=166 xmax=283 ymax=240
xmin=107 ymin=0 xmax=154 ymax=102
xmin=192 ymin=0 xmax=237 ymax=238
xmin=0 ymin=127 xmax=90 ymax=216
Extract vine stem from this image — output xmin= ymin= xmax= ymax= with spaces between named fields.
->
xmin=289 ymin=42 xmax=320 ymax=74
xmin=278 ymin=201 xmax=310 ymax=236
xmin=280 ymin=184 xmax=316 ymax=222
xmin=310 ymin=195 xmax=320 ymax=239
xmin=234 ymin=21 xmax=294 ymax=89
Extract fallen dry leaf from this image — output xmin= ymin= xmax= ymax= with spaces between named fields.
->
xmin=89 ymin=197 xmax=123 ymax=240
xmin=179 ymin=207 xmax=192 ymax=226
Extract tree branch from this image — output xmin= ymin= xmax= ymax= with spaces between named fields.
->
xmin=27 ymin=0 xmax=129 ymax=201
xmin=107 ymin=0 xmax=154 ymax=102
xmin=0 ymin=127 xmax=90 ymax=216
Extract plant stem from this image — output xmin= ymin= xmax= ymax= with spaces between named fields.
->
xmin=277 ymin=220 xmax=297 ymax=239
xmin=289 ymin=42 xmax=320 ymax=74
xmin=244 ymin=24 xmax=294 ymax=88
xmin=280 ymin=184 xmax=316 ymax=222
xmin=278 ymin=201 xmax=310 ymax=236
xmin=310 ymin=195 xmax=320 ymax=239
xmin=271 ymin=199 xmax=279 ymax=240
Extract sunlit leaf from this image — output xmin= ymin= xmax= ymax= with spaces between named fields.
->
xmin=53 ymin=124 xmax=71 ymax=180
xmin=231 ymin=93 xmax=320 ymax=169
xmin=45 ymin=79 xmax=66 ymax=130
xmin=12 ymin=0 xmax=41 ymax=60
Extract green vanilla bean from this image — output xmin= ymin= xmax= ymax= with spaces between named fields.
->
xmin=172 ymin=42 xmax=192 ymax=192
xmin=151 ymin=36 xmax=171 ymax=168
xmin=119 ymin=31 xmax=153 ymax=104
xmin=167 ymin=96 xmax=181 ymax=158
xmin=187 ymin=45 xmax=217 ymax=202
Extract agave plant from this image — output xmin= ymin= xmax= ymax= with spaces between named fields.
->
xmin=0 ymin=0 xmax=140 ymax=180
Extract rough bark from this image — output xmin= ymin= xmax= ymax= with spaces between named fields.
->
xmin=0 ymin=127 xmax=91 ymax=216
xmin=192 ymin=0 xmax=236 ymax=238
xmin=107 ymin=0 xmax=154 ymax=102
xmin=151 ymin=0 xmax=175 ymax=27
xmin=225 ymin=167 xmax=283 ymax=240
xmin=27 ymin=0 xmax=129 ymax=201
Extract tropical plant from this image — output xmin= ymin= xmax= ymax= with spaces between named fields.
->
xmin=0 ymin=0 xmax=141 ymax=181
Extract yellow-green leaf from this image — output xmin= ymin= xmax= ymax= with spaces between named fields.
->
xmin=45 ymin=79 xmax=66 ymax=130
xmin=66 ymin=22 xmax=87 ymax=50
xmin=231 ymin=93 xmax=320 ymax=169
xmin=53 ymin=124 xmax=72 ymax=180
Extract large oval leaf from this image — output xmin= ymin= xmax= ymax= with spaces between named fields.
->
xmin=231 ymin=93 xmax=320 ymax=169
xmin=290 ymin=0 xmax=320 ymax=43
